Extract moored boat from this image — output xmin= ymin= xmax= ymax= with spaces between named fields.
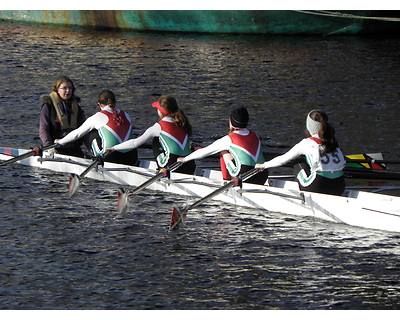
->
xmin=1 ymin=146 xmax=400 ymax=233
xmin=0 ymin=10 xmax=400 ymax=35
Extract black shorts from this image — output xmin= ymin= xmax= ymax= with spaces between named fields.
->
xmin=152 ymin=137 xmax=195 ymax=175
xmin=293 ymin=163 xmax=345 ymax=196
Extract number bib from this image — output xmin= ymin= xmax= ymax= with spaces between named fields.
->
xmin=307 ymin=137 xmax=346 ymax=172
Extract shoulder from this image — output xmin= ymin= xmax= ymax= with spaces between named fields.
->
xmin=40 ymin=95 xmax=52 ymax=106
xmin=291 ymin=138 xmax=314 ymax=150
xmin=40 ymin=94 xmax=81 ymax=105
xmin=216 ymin=135 xmax=232 ymax=145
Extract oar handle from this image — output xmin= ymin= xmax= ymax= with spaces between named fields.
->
xmin=239 ymin=168 xmax=259 ymax=181
xmin=169 ymin=161 xmax=183 ymax=172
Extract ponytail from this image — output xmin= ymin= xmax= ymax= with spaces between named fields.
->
xmin=309 ymin=110 xmax=339 ymax=156
xmin=157 ymin=96 xmax=192 ymax=136
xmin=171 ymin=109 xmax=193 ymax=136
xmin=98 ymin=89 xmax=125 ymax=125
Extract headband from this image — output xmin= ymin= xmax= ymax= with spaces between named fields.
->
xmin=306 ymin=110 xmax=321 ymax=134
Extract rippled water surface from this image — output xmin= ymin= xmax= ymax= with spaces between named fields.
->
xmin=1 ymin=20 xmax=400 ymax=310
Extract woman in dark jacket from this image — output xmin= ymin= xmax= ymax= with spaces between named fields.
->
xmin=39 ymin=75 xmax=89 ymax=157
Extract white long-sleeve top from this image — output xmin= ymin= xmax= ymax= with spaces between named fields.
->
xmin=58 ymin=106 xmax=130 ymax=146
xmin=182 ymin=129 xmax=250 ymax=162
xmin=261 ymin=135 xmax=345 ymax=173
xmin=112 ymin=119 xmax=165 ymax=151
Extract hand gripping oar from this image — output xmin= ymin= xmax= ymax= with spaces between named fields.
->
xmin=117 ymin=162 xmax=182 ymax=214
xmin=68 ymin=151 xmax=110 ymax=197
xmin=0 ymin=144 xmax=57 ymax=167
xmin=169 ymin=168 xmax=260 ymax=230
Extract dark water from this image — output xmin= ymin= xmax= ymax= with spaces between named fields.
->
xmin=1 ymin=20 xmax=400 ymax=310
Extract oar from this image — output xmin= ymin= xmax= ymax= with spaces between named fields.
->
xmin=117 ymin=162 xmax=182 ymax=214
xmin=68 ymin=151 xmax=110 ymax=197
xmin=169 ymin=168 xmax=260 ymax=230
xmin=0 ymin=144 xmax=57 ymax=167
xmin=346 ymin=158 xmax=400 ymax=165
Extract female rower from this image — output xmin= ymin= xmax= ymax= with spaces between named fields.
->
xmin=39 ymin=75 xmax=90 ymax=157
xmin=256 ymin=110 xmax=346 ymax=196
xmin=178 ymin=107 xmax=268 ymax=185
xmin=106 ymin=95 xmax=195 ymax=174
xmin=55 ymin=89 xmax=138 ymax=166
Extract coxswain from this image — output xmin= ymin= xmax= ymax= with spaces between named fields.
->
xmin=39 ymin=75 xmax=90 ymax=157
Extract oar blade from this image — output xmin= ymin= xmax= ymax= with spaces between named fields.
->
xmin=169 ymin=204 xmax=187 ymax=231
xmin=117 ymin=187 xmax=129 ymax=214
xmin=68 ymin=173 xmax=80 ymax=197
xmin=167 ymin=168 xmax=259 ymax=230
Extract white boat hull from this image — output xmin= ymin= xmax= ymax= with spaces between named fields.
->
xmin=1 ymin=148 xmax=400 ymax=233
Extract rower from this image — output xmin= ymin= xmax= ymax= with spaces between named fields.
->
xmin=177 ymin=107 xmax=269 ymax=185
xmin=256 ymin=110 xmax=346 ymax=196
xmin=55 ymin=89 xmax=138 ymax=166
xmin=107 ymin=96 xmax=196 ymax=175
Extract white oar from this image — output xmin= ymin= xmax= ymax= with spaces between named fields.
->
xmin=169 ymin=168 xmax=260 ymax=230
xmin=0 ymin=144 xmax=57 ymax=167
xmin=117 ymin=162 xmax=182 ymax=214
xmin=68 ymin=151 xmax=110 ymax=197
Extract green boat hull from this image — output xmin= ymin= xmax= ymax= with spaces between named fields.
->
xmin=0 ymin=10 xmax=399 ymax=35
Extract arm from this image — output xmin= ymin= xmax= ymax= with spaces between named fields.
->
xmin=181 ymin=136 xmax=231 ymax=162
xmin=39 ymin=104 xmax=54 ymax=147
xmin=57 ymin=113 xmax=103 ymax=146
xmin=257 ymin=140 xmax=306 ymax=169
xmin=78 ymin=106 xmax=92 ymax=150
xmin=111 ymin=123 xmax=161 ymax=151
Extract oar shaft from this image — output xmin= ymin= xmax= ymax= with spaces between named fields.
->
xmin=0 ymin=150 xmax=36 ymax=166
xmin=129 ymin=171 xmax=166 ymax=194
xmin=128 ymin=162 xmax=182 ymax=195
xmin=188 ymin=179 xmax=237 ymax=210
xmin=78 ymin=150 xmax=110 ymax=179
xmin=0 ymin=143 xmax=57 ymax=167
xmin=187 ymin=168 xmax=259 ymax=211
xmin=346 ymin=158 xmax=400 ymax=165
xmin=78 ymin=160 xmax=99 ymax=178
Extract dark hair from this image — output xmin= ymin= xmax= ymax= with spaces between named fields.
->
xmin=158 ymin=96 xmax=192 ymax=136
xmin=98 ymin=89 xmax=124 ymax=125
xmin=98 ymin=89 xmax=116 ymax=107
xmin=309 ymin=110 xmax=339 ymax=156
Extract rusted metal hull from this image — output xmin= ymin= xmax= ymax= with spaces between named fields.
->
xmin=1 ymin=10 xmax=400 ymax=35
